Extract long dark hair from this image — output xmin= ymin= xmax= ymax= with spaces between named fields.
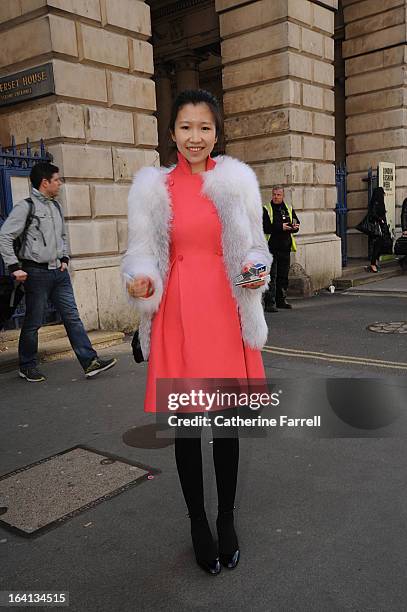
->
xmin=369 ymin=187 xmax=386 ymax=216
xmin=370 ymin=187 xmax=385 ymax=204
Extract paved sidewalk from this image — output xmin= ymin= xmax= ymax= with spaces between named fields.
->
xmin=346 ymin=273 xmax=407 ymax=294
xmin=1 ymin=291 xmax=407 ymax=611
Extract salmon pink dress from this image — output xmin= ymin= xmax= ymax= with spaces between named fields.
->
xmin=144 ymin=152 xmax=266 ymax=412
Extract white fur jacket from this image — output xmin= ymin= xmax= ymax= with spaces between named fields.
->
xmin=121 ymin=155 xmax=272 ymax=359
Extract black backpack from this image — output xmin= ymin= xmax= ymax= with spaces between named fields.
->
xmin=14 ymin=197 xmax=35 ymax=258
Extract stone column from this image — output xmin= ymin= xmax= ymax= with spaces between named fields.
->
xmin=343 ymin=0 xmax=407 ymax=257
xmin=215 ymin=0 xmax=341 ymax=290
xmin=155 ymin=63 xmax=173 ymax=164
xmin=174 ymin=54 xmax=201 ymax=93
xmin=0 ymin=0 xmax=159 ymax=332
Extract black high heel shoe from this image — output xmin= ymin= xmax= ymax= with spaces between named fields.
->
xmin=188 ymin=513 xmax=221 ymax=576
xmin=216 ymin=508 xmax=240 ymax=569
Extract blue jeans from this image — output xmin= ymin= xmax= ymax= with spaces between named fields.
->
xmin=19 ymin=266 xmax=97 ymax=370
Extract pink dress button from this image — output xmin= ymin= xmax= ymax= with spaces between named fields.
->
xmin=178 ymin=254 xmax=183 ymax=261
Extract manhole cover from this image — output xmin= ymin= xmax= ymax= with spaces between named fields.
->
xmin=0 ymin=446 xmax=160 ymax=537
xmin=367 ymin=321 xmax=407 ymax=334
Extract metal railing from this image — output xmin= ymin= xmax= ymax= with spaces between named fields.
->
xmin=335 ymin=162 xmax=348 ymax=267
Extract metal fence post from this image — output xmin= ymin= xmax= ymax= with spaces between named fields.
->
xmin=335 ymin=162 xmax=348 ymax=267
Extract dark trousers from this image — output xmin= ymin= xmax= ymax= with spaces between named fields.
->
xmin=19 ymin=265 xmax=97 ymax=370
xmin=268 ymin=250 xmax=291 ymax=303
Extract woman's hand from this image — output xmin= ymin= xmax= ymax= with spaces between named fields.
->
xmin=241 ymin=263 xmax=267 ymax=290
xmin=402 ymin=230 xmax=407 ymax=237
xmin=127 ymin=276 xmax=154 ymax=298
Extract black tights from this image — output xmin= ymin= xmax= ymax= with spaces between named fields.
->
xmin=174 ymin=411 xmax=239 ymax=518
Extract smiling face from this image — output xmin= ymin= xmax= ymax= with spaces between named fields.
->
xmin=171 ymin=102 xmax=217 ymax=173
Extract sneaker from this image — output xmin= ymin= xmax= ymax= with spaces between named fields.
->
xmin=85 ymin=357 xmax=117 ymax=378
xmin=19 ymin=367 xmax=46 ymax=382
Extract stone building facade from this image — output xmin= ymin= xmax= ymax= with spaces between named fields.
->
xmin=340 ymin=0 xmax=407 ymax=257
xmin=0 ymin=0 xmax=156 ymax=331
xmin=0 ymin=0 xmax=404 ymax=331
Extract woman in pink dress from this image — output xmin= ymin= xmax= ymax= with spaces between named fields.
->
xmin=123 ymin=90 xmax=271 ymax=576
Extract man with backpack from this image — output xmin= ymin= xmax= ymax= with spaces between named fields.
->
xmin=0 ymin=162 xmax=116 ymax=381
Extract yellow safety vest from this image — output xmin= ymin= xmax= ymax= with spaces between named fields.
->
xmin=264 ymin=202 xmax=297 ymax=252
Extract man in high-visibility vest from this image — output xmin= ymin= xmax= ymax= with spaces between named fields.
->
xmin=262 ymin=185 xmax=300 ymax=312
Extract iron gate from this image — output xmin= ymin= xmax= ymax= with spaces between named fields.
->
xmin=0 ymin=137 xmax=60 ymax=328
xmin=364 ymin=166 xmax=378 ymax=203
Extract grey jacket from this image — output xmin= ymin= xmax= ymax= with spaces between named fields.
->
xmin=0 ymin=191 xmax=70 ymax=272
